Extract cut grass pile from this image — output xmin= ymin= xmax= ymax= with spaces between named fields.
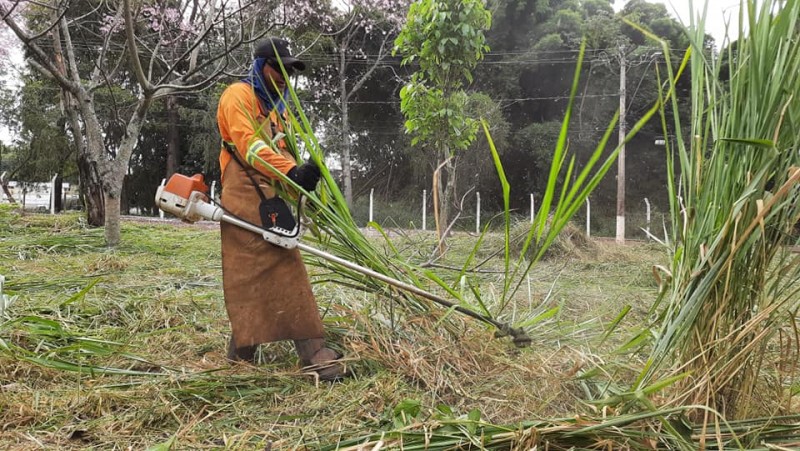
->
xmin=1 ymin=209 xmax=797 ymax=449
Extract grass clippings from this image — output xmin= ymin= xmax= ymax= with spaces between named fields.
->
xmin=1 ymin=211 xmax=798 ymax=449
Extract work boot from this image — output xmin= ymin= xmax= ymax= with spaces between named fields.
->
xmin=294 ymin=338 xmax=349 ymax=381
xmin=227 ymin=334 xmax=258 ymax=363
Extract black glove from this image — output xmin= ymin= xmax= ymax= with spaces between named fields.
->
xmin=287 ymin=162 xmax=321 ymax=191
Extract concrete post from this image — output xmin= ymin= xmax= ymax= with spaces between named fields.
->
xmin=476 ymin=192 xmax=481 ymax=234
xmin=159 ymin=179 xmax=166 ymax=219
xmin=530 ymin=194 xmax=535 ymax=223
xmin=422 ymin=190 xmax=427 ymax=231
xmin=50 ymin=174 xmax=58 ymax=214
xmin=369 ymin=188 xmax=374 ymax=224
xmin=586 ymin=198 xmax=591 ymax=237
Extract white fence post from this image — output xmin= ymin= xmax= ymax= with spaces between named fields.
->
xmin=422 ymin=189 xmax=427 ymax=231
xmin=369 ymin=188 xmax=374 ymax=224
xmin=644 ymin=197 xmax=651 ymax=240
xmin=476 ymin=192 xmax=481 ymax=234
xmin=0 ymin=274 xmax=12 ymax=318
xmin=585 ymin=198 xmax=591 ymax=237
xmin=530 ymin=194 xmax=535 ymax=223
xmin=159 ymin=179 xmax=166 ymax=219
xmin=50 ymin=173 xmax=58 ymax=214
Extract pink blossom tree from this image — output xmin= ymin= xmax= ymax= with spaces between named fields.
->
xmin=0 ymin=0 xmax=302 ymax=245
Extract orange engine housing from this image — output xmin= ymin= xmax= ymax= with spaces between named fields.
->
xmin=164 ymin=174 xmax=208 ymax=199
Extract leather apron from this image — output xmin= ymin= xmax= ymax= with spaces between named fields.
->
xmin=220 ymin=160 xmax=325 ymax=348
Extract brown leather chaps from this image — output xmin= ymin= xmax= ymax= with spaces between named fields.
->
xmin=220 ymin=160 xmax=325 ymax=349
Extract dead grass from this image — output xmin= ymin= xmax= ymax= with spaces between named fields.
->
xmin=0 ymin=211 xmax=683 ymax=449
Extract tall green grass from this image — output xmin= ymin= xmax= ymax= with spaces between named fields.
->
xmin=638 ymin=0 xmax=800 ymax=420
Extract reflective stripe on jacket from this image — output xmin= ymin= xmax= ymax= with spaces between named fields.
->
xmin=217 ymin=82 xmax=296 ymax=183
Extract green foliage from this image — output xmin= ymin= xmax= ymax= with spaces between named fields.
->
xmin=582 ymin=10 xmax=622 ymax=49
xmin=533 ymin=33 xmax=565 ymax=51
xmin=15 ymin=78 xmax=75 ymax=182
xmin=620 ymin=0 xmax=690 ymax=48
xmin=395 ymin=0 xmax=491 ymax=88
xmin=515 ymin=120 xmax=562 ymax=181
xmin=398 ymin=86 xmax=480 ymax=151
xmin=549 ymin=9 xmax=583 ymax=44
xmin=394 ymin=0 xmax=491 ymax=153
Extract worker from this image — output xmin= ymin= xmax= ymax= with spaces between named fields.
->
xmin=216 ymin=37 xmax=347 ymax=381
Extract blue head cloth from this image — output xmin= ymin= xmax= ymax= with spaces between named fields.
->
xmin=242 ymin=57 xmax=288 ymax=115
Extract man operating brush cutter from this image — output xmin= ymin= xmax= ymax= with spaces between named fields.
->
xmin=157 ymin=166 xmax=534 ymax=370
xmin=215 ymin=37 xmax=348 ymax=381
xmin=159 ymin=42 xmax=532 ymax=382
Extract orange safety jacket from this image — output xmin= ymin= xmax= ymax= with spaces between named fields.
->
xmin=217 ymin=82 xmax=296 ymax=183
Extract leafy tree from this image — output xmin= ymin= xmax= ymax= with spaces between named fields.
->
xmin=620 ymin=0 xmax=689 ymax=48
xmin=453 ymin=92 xmax=510 ymax=206
xmin=16 ymin=78 xmax=75 ymax=193
xmin=313 ymin=0 xmax=408 ymax=207
xmin=394 ymin=0 xmax=491 ymax=246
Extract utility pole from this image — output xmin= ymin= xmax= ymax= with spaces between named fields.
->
xmin=616 ymin=46 xmax=627 ymax=244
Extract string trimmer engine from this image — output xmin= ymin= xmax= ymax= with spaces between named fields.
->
xmin=155 ymin=173 xmax=301 ymax=249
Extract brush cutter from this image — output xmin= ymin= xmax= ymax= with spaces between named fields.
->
xmin=155 ymin=173 xmax=531 ymax=347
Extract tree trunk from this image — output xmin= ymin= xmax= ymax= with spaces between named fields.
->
xmin=0 ymin=145 xmax=16 ymax=204
xmin=438 ymin=146 xmax=454 ymax=235
xmin=165 ymin=96 xmax=180 ymax=178
xmin=0 ymin=182 xmax=16 ymax=205
xmin=63 ymin=89 xmax=105 ymax=225
xmin=97 ymin=97 xmax=151 ymax=246
xmin=77 ymin=149 xmax=105 ymax=226
xmin=53 ymin=173 xmax=63 ymax=212
xmin=432 ymin=146 xmax=457 ymax=256
xmin=120 ymin=174 xmax=130 ymax=214
xmin=103 ymin=191 xmax=121 ymax=247
xmin=341 ymin=100 xmax=353 ymax=208
xmin=339 ymin=46 xmax=353 ymax=208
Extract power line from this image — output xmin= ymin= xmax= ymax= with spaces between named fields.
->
xmin=21 ymin=39 xmax=683 ymax=66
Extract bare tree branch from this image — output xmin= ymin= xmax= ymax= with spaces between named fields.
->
xmin=188 ymin=0 xmax=214 ymax=71
xmin=0 ymin=3 xmax=79 ymax=93
xmin=19 ymin=0 xmax=69 ymax=43
xmin=65 ymin=0 xmax=103 ymax=28
xmin=85 ymin=4 xmax=126 ymax=98
xmin=155 ymin=0 xmax=266 ymax=87
xmin=347 ymin=32 xmax=392 ymax=101
xmin=424 ymin=187 xmax=474 ymax=265
xmin=1 ymin=0 xmax=21 ymax=20
xmin=122 ymin=0 xmax=153 ymax=93
xmin=60 ymin=15 xmax=82 ymax=85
